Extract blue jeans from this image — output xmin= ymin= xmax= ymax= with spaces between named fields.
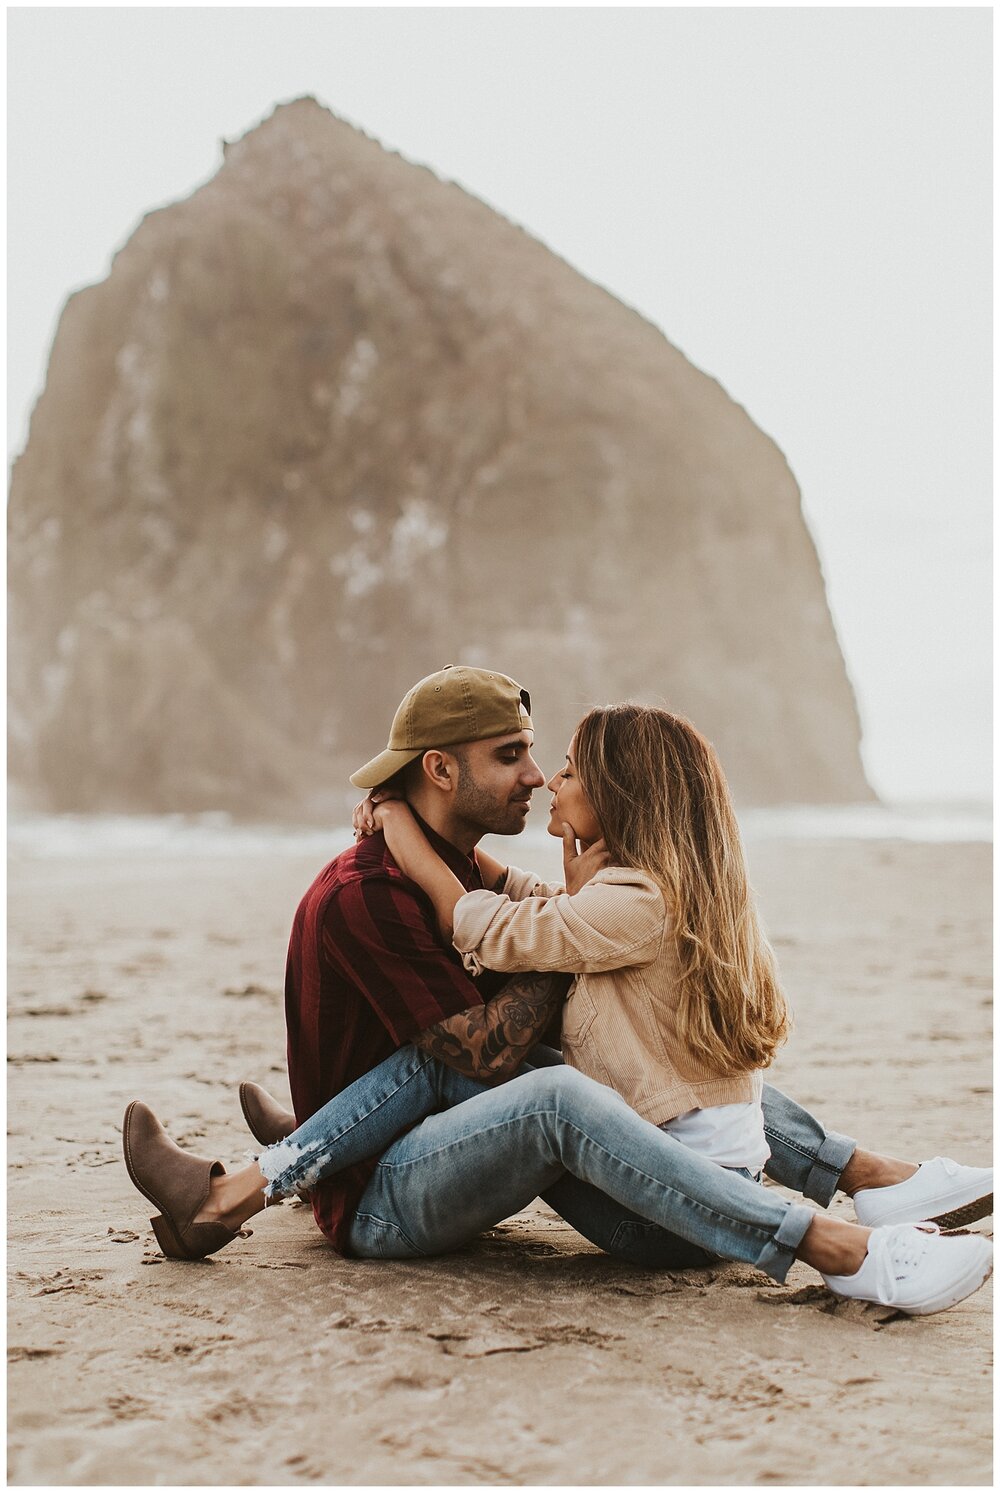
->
xmin=258 ymin=1045 xmax=855 ymax=1283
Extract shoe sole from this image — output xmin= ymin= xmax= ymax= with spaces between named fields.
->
xmin=121 ymin=1101 xmax=197 ymax=1260
xmin=860 ymin=1190 xmax=994 ymax=1230
xmin=928 ymin=1194 xmax=993 ymax=1231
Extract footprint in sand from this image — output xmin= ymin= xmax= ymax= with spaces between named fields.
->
xmin=284 ymin=1453 xmax=325 ymax=1481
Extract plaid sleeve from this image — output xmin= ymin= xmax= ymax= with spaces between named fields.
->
xmin=323 ymin=875 xmax=485 ymax=1045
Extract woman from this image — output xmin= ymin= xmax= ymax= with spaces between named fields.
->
xmin=123 ymin=706 xmax=993 ymax=1315
xmin=372 ymin=703 xmax=789 ymax=1182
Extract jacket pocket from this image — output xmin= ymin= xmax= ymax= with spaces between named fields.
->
xmin=560 ymin=983 xmax=597 ymax=1048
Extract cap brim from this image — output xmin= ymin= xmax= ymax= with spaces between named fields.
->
xmin=349 ymin=747 xmax=424 ymax=790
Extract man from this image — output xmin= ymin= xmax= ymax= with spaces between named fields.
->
xmin=124 ymin=667 xmax=992 ymax=1308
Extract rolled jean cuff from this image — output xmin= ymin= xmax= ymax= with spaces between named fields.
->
xmin=754 ymin=1201 xmax=815 ymax=1283
xmin=803 ymin=1130 xmax=856 ymax=1208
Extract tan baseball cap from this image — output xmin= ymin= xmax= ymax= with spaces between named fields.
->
xmin=350 ymin=665 xmax=534 ymax=789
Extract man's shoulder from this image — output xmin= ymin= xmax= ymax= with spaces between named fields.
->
xmin=291 ymin=836 xmax=401 ymax=921
xmin=312 ymin=838 xmax=450 ymax=965
xmin=307 ymin=835 xmax=423 ymax=916
xmin=305 ymin=834 xmax=398 ymax=888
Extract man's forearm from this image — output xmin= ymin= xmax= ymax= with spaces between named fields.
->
xmin=414 ymin=971 xmax=572 ymax=1083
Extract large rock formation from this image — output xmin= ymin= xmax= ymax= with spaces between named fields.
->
xmin=9 ymin=98 xmax=871 ymax=817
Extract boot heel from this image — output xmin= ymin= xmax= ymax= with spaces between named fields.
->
xmin=150 ymin=1213 xmax=190 ymax=1260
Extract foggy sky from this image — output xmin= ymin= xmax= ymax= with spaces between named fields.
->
xmin=7 ymin=7 xmax=992 ymax=803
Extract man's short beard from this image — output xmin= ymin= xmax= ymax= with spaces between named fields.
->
xmin=454 ymin=750 xmax=529 ymax=836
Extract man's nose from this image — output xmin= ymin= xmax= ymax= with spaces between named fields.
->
xmin=522 ymin=755 xmax=546 ymax=789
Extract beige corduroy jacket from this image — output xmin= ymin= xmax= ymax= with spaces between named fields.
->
xmin=453 ymin=865 xmax=761 ymax=1126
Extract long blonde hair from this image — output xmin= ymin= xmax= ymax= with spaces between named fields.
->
xmin=574 ymin=703 xmax=790 ymax=1075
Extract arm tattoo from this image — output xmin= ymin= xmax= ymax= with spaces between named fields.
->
xmin=491 ymin=870 xmax=508 ymax=892
xmin=414 ymin=971 xmax=573 ymax=1083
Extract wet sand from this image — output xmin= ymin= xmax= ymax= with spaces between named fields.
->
xmin=7 ymin=833 xmax=992 ymax=1485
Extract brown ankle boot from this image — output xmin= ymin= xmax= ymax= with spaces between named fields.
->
xmin=122 ymin=1101 xmax=244 ymax=1260
xmin=239 ymin=1081 xmax=296 ymax=1147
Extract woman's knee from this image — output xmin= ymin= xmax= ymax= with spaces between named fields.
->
xmin=519 ymin=1063 xmax=607 ymax=1112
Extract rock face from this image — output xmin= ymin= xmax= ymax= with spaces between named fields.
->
xmin=9 ymin=99 xmax=871 ymax=817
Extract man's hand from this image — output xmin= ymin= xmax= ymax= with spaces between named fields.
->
xmin=561 ymin=823 xmax=610 ymax=895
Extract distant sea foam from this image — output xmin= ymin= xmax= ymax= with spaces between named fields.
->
xmin=7 ymin=801 xmax=992 ymax=863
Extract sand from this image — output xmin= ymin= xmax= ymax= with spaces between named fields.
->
xmin=7 ymin=831 xmax=993 ymax=1486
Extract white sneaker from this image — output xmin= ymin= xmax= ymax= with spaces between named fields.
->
xmin=853 ymin=1157 xmax=993 ymax=1229
xmin=822 ymin=1223 xmax=993 ymax=1316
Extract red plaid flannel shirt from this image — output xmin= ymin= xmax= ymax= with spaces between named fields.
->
xmin=284 ymin=817 xmax=497 ymax=1253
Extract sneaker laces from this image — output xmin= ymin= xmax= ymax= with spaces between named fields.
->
xmin=872 ymin=1223 xmax=940 ymax=1304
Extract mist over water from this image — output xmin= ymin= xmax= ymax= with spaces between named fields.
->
xmin=9 ymin=805 xmax=991 ymax=880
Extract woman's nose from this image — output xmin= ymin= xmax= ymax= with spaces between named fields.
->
xmin=545 ymin=771 xmax=560 ymax=793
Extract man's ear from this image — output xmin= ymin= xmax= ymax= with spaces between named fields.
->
xmin=419 ymin=750 xmax=456 ymax=792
